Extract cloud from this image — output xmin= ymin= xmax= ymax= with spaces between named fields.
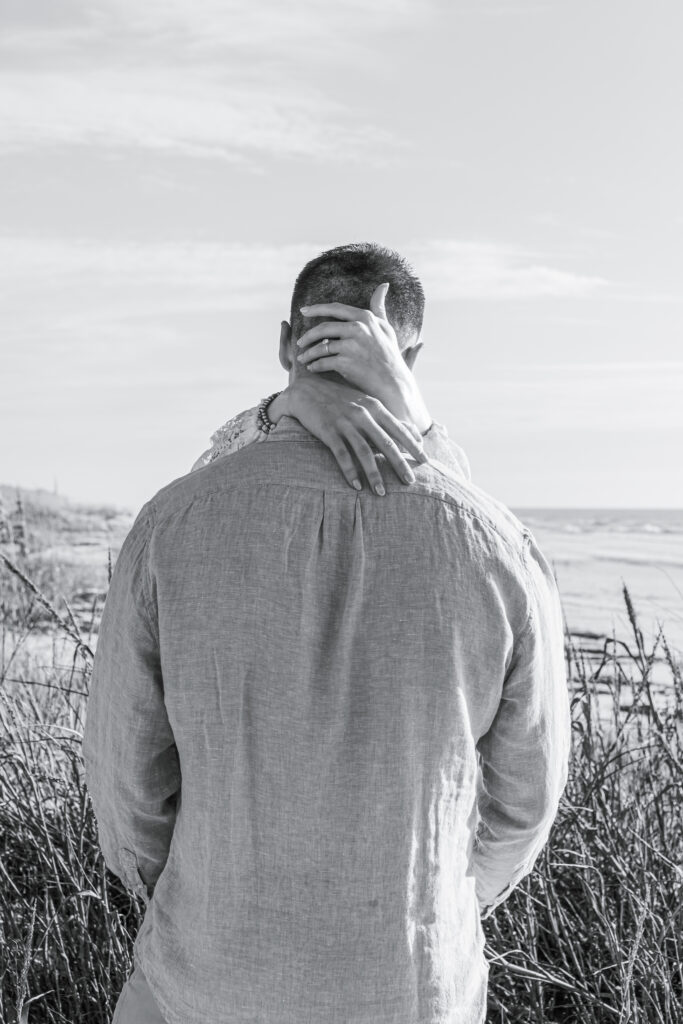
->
xmin=0 ymin=237 xmax=306 ymax=306
xmin=0 ymin=0 xmax=425 ymax=161
xmin=97 ymin=0 xmax=425 ymax=52
xmin=406 ymin=240 xmax=608 ymax=299
xmin=0 ymin=0 xmax=423 ymax=49
xmin=0 ymin=237 xmax=609 ymax=340
xmin=523 ymin=361 xmax=683 ymax=373
xmin=0 ymin=69 xmax=390 ymax=161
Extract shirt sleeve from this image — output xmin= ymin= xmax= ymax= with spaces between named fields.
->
xmin=190 ymin=404 xmax=264 ymax=473
xmin=471 ymin=529 xmax=572 ymax=919
xmin=82 ymin=501 xmax=180 ymax=905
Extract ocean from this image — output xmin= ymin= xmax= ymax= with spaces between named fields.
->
xmin=511 ymin=508 xmax=683 ymax=664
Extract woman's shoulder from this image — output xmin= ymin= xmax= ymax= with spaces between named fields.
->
xmin=190 ymin=404 xmax=265 ymax=473
xmin=425 ymin=421 xmax=472 ymax=482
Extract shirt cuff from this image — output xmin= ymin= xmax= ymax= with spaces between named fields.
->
xmin=119 ymin=847 xmax=152 ymax=906
xmin=478 ymin=878 xmax=516 ymax=920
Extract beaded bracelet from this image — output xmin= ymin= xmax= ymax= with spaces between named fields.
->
xmin=256 ymin=390 xmax=284 ymax=435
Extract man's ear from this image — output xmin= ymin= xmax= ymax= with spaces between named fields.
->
xmin=279 ymin=320 xmax=293 ymax=371
xmin=402 ymin=339 xmax=423 ymax=371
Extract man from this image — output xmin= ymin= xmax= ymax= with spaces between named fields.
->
xmin=83 ymin=242 xmax=572 ymax=1024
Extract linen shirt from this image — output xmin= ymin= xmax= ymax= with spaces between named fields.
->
xmin=82 ymin=414 xmax=571 ymax=1024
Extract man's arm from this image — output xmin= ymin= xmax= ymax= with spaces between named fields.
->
xmin=472 ymin=530 xmax=572 ymax=919
xmin=82 ymin=501 xmax=180 ymax=904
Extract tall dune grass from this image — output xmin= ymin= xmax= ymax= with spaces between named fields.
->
xmin=0 ymin=549 xmax=681 ymax=1023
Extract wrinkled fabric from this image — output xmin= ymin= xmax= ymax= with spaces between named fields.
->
xmin=83 ymin=415 xmax=571 ymax=1024
xmin=188 ymin=403 xmax=474 ymax=482
xmin=112 ymin=959 xmax=167 ymax=1024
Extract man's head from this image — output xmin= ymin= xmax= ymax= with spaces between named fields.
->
xmin=279 ymin=242 xmax=426 ymax=381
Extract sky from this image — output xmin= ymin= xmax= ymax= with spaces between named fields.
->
xmin=1 ymin=0 xmax=681 ymax=512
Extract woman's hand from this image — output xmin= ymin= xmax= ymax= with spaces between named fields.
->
xmin=271 ymin=374 xmax=429 ymax=495
xmin=295 ymin=283 xmax=432 ymax=434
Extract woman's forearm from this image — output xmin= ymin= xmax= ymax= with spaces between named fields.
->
xmin=377 ymin=368 xmax=432 ymax=435
xmin=269 ymin=372 xmax=432 ymax=434
xmin=266 ymin=390 xmax=290 ymax=424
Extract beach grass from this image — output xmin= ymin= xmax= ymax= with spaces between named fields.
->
xmin=0 ymin=541 xmax=681 ymax=1023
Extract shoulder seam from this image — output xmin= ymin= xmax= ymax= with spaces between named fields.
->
xmin=147 ymin=483 xmax=528 ymax=564
xmin=517 ymin=528 xmax=536 ymax=645
xmin=137 ymin=502 xmax=159 ymax=645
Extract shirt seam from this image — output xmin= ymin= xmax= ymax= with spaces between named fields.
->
xmin=517 ymin=528 xmax=537 ymax=646
xmin=136 ymin=505 xmax=160 ymax=646
xmin=146 ymin=483 xmax=527 ymax=566
xmin=267 ymin=418 xmax=447 ymax=440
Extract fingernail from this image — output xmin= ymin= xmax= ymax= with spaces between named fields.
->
xmin=300 ymin=306 xmax=310 ymax=313
xmin=296 ymin=353 xmax=304 ymax=361
xmin=352 ymin=479 xmax=362 ymax=490
xmin=403 ymin=471 xmax=415 ymax=484
xmin=296 ymin=338 xmax=305 ymax=346
xmin=375 ymin=484 xmax=385 ymax=496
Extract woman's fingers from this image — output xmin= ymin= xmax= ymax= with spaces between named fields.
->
xmin=340 ymin=427 xmax=389 ymax=495
xmin=318 ymin=430 xmax=364 ymax=491
xmin=303 ymin=355 xmax=344 ymax=375
xmin=297 ymin=321 xmax=361 ymax=349
xmin=341 ymin=403 xmax=428 ymax=492
xmin=366 ymin=404 xmax=429 ymax=467
xmin=297 ymin=337 xmax=345 ymax=365
xmin=322 ymin=417 xmax=428 ymax=494
xmin=296 ymin=390 xmax=429 ymax=493
xmin=403 ymin=420 xmax=423 ymax=443
xmin=356 ymin=412 xmax=426 ymax=486
xmin=369 ymin=282 xmax=390 ymax=321
xmin=300 ymin=302 xmax=374 ymax=325
xmin=301 ymin=346 xmax=356 ymax=381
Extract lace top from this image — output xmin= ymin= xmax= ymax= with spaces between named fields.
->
xmin=191 ymin=404 xmax=472 ymax=483
xmin=190 ymin=406 xmax=265 ymax=472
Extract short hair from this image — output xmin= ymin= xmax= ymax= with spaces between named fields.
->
xmin=289 ymin=242 xmax=425 ymax=350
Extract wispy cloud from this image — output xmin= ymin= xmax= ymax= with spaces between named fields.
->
xmin=406 ymin=240 xmax=607 ymax=299
xmin=0 ymin=237 xmax=609 ymax=332
xmin=0 ymin=70 xmax=388 ymax=161
xmin=523 ymin=361 xmax=683 ymax=373
xmin=0 ymin=0 xmax=426 ymax=161
xmin=426 ymin=361 xmax=683 ymax=433
xmin=96 ymin=0 xmax=424 ymax=52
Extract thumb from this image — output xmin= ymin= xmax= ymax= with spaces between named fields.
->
xmin=370 ymin=282 xmax=390 ymax=320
